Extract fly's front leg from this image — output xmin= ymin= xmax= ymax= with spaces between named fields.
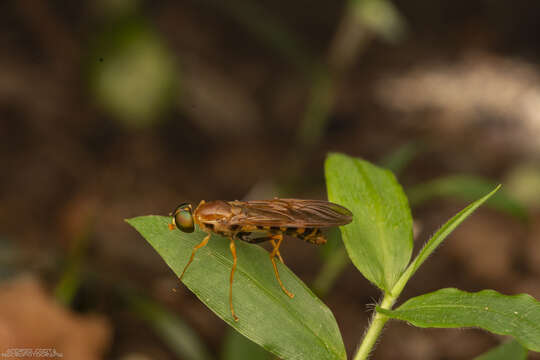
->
xmin=269 ymin=234 xmax=294 ymax=298
xmin=228 ymin=237 xmax=239 ymax=321
xmin=179 ymin=233 xmax=210 ymax=280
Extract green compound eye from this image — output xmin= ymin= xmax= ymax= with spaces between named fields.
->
xmin=172 ymin=203 xmax=194 ymax=233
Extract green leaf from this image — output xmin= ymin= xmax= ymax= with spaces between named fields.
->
xmin=325 ymin=153 xmax=413 ymax=291
xmin=127 ymin=216 xmax=346 ymax=360
xmin=402 ymin=185 xmax=500 ymax=285
xmin=377 ymin=288 xmax=540 ymax=351
xmin=127 ymin=294 xmax=214 ymax=360
xmin=407 ymin=175 xmax=527 ymax=221
xmin=473 ymin=340 xmax=527 ymax=360
xmin=221 ymin=328 xmax=272 ymax=360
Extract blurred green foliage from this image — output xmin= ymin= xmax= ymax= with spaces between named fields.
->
xmin=126 ymin=293 xmax=214 ymax=360
xmin=87 ymin=15 xmax=177 ymax=128
xmin=221 ymin=327 xmax=272 ymax=360
xmin=407 ymin=175 xmax=528 ymax=221
xmin=505 ymin=163 xmax=540 ymax=209
xmin=473 ymin=340 xmax=527 ymax=360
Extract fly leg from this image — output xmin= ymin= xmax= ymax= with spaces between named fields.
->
xmin=229 ymin=237 xmax=239 ymax=321
xmin=269 ymin=239 xmax=285 ymax=264
xmin=179 ymin=233 xmax=210 ymax=280
xmin=269 ymin=234 xmax=294 ymax=298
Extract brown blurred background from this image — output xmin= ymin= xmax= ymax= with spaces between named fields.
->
xmin=1 ymin=0 xmax=540 ymax=359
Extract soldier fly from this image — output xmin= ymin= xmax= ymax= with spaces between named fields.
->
xmin=169 ymin=198 xmax=353 ymax=321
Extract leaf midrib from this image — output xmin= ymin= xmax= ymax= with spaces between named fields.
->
xmin=354 ymin=160 xmax=389 ymax=290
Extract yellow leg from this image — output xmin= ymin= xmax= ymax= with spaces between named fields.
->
xmin=270 ymin=239 xmax=285 ymax=264
xmin=270 ymin=235 xmax=294 ymax=298
xmin=229 ymin=238 xmax=239 ymax=321
xmin=179 ymin=233 xmax=210 ymax=280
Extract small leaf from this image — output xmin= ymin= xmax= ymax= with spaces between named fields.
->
xmin=325 ymin=153 xmax=413 ymax=291
xmin=473 ymin=340 xmax=527 ymax=360
xmin=127 ymin=216 xmax=346 ymax=360
xmin=407 ymin=175 xmax=527 ymax=221
xmin=377 ymin=288 xmax=540 ymax=351
xmin=404 ymin=185 xmax=500 ymax=282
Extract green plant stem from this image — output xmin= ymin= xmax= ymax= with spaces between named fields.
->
xmin=354 ymin=293 xmax=396 ymax=360
xmin=353 ymin=253 xmax=418 ymax=359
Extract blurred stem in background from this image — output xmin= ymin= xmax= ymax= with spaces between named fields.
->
xmin=54 ymin=213 xmax=95 ymax=306
xmin=202 ymin=0 xmax=407 ymax=159
xmin=125 ymin=292 xmax=214 ymax=360
xmin=297 ymin=67 xmax=335 ymax=149
xmin=200 ymin=0 xmax=315 ymax=73
xmin=379 ymin=141 xmax=423 ymax=176
xmin=312 ymin=243 xmax=349 ymax=297
xmin=297 ymin=0 xmax=407 ymax=150
xmin=407 ymin=175 xmax=529 ymax=221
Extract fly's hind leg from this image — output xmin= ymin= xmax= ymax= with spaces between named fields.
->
xmin=269 ymin=234 xmax=294 ymax=298
xmin=179 ymin=233 xmax=210 ymax=281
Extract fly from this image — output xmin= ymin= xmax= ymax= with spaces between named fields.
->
xmin=169 ymin=198 xmax=353 ymax=321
